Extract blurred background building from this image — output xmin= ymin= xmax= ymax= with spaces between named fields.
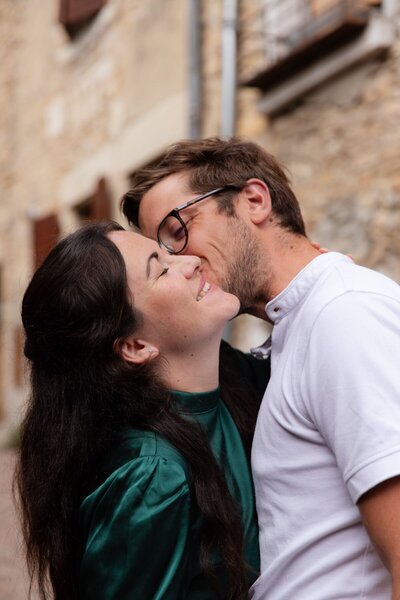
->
xmin=0 ymin=0 xmax=399 ymax=442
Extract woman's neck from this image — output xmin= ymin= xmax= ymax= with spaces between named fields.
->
xmin=163 ymin=341 xmax=221 ymax=393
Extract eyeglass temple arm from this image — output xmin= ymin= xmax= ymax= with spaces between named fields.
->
xmin=174 ymin=187 xmax=227 ymax=212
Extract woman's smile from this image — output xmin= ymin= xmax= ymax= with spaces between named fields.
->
xmin=196 ymin=278 xmax=211 ymax=301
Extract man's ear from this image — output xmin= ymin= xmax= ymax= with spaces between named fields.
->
xmin=114 ymin=336 xmax=159 ymax=365
xmin=240 ymin=178 xmax=272 ymax=225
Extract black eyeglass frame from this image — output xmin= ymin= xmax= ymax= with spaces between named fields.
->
xmin=156 ymin=185 xmax=239 ymax=255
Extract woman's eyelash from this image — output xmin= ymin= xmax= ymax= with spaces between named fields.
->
xmin=158 ymin=266 xmax=169 ymax=278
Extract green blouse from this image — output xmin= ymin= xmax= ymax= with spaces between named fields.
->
xmin=79 ymin=389 xmax=260 ymax=599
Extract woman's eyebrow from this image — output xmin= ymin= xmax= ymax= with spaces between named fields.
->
xmin=146 ymin=251 xmax=159 ymax=278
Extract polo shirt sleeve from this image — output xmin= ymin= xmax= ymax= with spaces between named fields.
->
xmin=79 ymin=456 xmax=193 ymax=600
xmin=301 ymin=290 xmax=400 ymax=503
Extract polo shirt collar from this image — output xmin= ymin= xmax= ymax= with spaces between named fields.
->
xmin=266 ymin=252 xmax=350 ymax=324
xmin=251 ymin=252 xmax=351 ymax=359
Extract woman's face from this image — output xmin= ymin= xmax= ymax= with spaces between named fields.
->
xmin=108 ymin=230 xmax=240 ymax=355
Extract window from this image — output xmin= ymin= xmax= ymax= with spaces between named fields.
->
xmin=59 ymin=0 xmax=107 ymax=39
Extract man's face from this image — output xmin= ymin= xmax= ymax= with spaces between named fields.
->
xmin=138 ymin=172 xmax=266 ymax=311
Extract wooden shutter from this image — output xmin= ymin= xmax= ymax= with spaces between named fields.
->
xmin=33 ymin=214 xmax=60 ymax=269
xmin=90 ymin=177 xmax=112 ymax=221
xmin=59 ymin=0 xmax=107 ymax=27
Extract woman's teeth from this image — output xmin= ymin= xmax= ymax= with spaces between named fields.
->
xmin=197 ymin=281 xmax=211 ymax=301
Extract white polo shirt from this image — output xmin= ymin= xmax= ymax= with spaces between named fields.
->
xmin=250 ymin=252 xmax=400 ymax=600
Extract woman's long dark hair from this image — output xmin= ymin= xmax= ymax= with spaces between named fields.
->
xmin=15 ymin=221 xmax=254 ymax=600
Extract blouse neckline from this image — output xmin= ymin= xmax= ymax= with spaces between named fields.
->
xmin=170 ymin=388 xmax=220 ymax=413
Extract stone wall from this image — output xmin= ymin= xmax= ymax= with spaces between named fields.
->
xmin=265 ymin=37 xmax=400 ymax=280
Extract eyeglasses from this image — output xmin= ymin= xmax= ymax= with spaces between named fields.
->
xmin=157 ymin=185 xmax=238 ymax=255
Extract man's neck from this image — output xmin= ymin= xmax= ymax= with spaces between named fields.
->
xmin=250 ymin=231 xmax=321 ymax=320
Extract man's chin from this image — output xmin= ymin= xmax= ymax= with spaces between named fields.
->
xmin=236 ymin=304 xmax=250 ymax=316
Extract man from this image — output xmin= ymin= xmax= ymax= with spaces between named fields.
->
xmin=121 ymin=137 xmax=400 ymax=599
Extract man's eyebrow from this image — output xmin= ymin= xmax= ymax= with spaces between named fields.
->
xmin=146 ymin=251 xmax=159 ymax=278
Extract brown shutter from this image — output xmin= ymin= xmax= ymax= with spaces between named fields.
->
xmin=90 ymin=177 xmax=112 ymax=221
xmin=33 ymin=214 xmax=60 ymax=269
xmin=59 ymin=0 xmax=69 ymax=24
xmin=59 ymin=0 xmax=107 ymax=26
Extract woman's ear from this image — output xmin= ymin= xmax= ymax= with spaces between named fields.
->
xmin=114 ymin=336 xmax=159 ymax=365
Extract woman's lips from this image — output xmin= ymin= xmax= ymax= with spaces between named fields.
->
xmin=196 ymin=280 xmax=211 ymax=301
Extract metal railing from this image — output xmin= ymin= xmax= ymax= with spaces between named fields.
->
xmin=239 ymin=0 xmax=377 ymax=80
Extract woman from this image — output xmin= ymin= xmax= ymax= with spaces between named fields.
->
xmin=16 ymin=221 xmax=262 ymax=599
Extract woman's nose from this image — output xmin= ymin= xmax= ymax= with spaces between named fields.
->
xmin=180 ymin=255 xmax=201 ymax=278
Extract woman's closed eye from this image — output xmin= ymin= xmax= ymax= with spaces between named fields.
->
xmin=158 ymin=266 xmax=169 ymax=278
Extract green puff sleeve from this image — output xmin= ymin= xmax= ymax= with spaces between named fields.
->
xmin=79 ymin=456 xmax=193 ymax=600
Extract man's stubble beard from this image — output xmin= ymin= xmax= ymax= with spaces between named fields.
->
xmin=221 ymin=216 xmax=272 ymax=314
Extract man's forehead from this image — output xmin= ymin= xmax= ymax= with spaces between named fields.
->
xmin=138 ymin=172 xmax=191 ymax=234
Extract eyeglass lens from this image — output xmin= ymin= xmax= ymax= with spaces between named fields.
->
xmin=158 ymin=214 xmax=187 ymax=253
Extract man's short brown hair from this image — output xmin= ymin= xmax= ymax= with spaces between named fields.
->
xmin=121 ymin=137 xmax=306 ymax=236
